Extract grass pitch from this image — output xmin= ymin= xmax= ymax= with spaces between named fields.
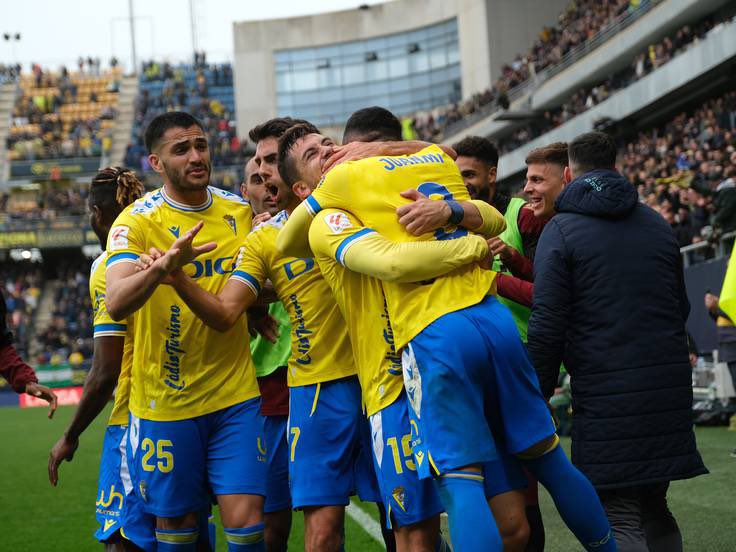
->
xmin=0 ymin=404 xmax=733 ymax=550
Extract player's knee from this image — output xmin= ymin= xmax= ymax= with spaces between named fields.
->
xmin=497 ymin=515 xmax=530 ymax=552
xmin=518 ymin=435 xmax=558 ymax=460
xmin=305 ymin=525 xmax=342 ymax=552
xmin=156 ymin=512 xmax=200 ymax=530
xmin=264 ymin=510 xmax=291 ymax=551
xmin=395 ymin=522 xmax=438 ymax=552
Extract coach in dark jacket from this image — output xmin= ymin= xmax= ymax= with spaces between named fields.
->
xmin=528 ymin=132 xmax=707 ymax=552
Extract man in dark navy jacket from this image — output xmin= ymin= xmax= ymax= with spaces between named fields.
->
xmin=528 ymin=131 xmax=707 ymax=552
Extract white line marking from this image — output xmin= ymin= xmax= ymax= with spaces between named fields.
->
xmin=346 ymin=502 xmax=384 ymax=545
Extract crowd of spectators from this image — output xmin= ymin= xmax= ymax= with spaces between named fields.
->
xmin=6 ymin=61 xmax=120 ymax=161
xmin=125 ymin=59 xmax=250 ymax=173
xmin=496 ymin=12 xmax=734 ymax=154
xmin=623 ymin=91 xmax=736 ymax=253
xmin=0 ymin=187 xmax=87 ymax=229
xmin=411 ymin=0 xmax=638 ymax=141
xmin=34 ymin=259 xmax=93 ymax=367
xmin=1 ymin=262 xmax=43 ymax=359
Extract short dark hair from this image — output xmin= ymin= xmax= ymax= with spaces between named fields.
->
xmin=452 ymin=136 xmax=499 ymax=167
xmin=248 ymin=117 xmax=317 ymax=143
xmin=525 ymin=142 xmax=569 ymax=168
xmin=277 ymin=123 xmax=319 ymax=187
xmin=144 ymin=111 xmax=203 ymax=152
xmin=568 ymin=131 xmax=617 ymax=174
xmin=343 ymin=106 xmax=402 ymax=143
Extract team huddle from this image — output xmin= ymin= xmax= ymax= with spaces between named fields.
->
xmin=47 ymin=108 xmax=619 ymax=552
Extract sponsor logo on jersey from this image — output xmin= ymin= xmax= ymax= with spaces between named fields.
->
xmin=110 ymin=226 xmax=129 ymax=250
xmin=324 ymin=212 xmax=352 ymax=234
xmin=163 ymin=305 xmax=186 ymax=391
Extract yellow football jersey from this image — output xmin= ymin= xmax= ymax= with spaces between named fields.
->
xmin=230 ymin=210 xmax=355 ymax=388
xmin=308 ymin=208 xmax=491 ymax=415
xmin=105 ymin=186 xmax=259 ymax=421
xmin=90 ymin=251 xmax=133 ymax=427
xmin=280 ymin=145 xmax=495 ymax=349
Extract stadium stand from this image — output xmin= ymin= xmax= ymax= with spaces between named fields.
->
xmin=6 ymin=64 xmax=121 ymax=161
xmin=410 ymin=0 xmax=639 ymax=141
xmin=496 ymin=11 xmax=736 ymax=154
xmin=124 ymin=60 xmax=250 ymax=176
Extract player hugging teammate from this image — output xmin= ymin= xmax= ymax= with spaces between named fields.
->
xmin=49 ymin=108 xmax=617 ymax=552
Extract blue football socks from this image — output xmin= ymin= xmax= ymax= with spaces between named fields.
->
xmin=436 ymin=471 xmax=503 ymax=551
xmin=224 ymin=523 xmax=266 ymax=551
xmin=523 ymin=445 xmax=616 ymax=551
xmin=155 ymin=527 xmax=199 ymax=551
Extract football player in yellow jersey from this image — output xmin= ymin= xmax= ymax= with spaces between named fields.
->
xmin=276 ymin=125 xmax=616 ymax=552
xmin=104 ymin=112 xmax=266 ymax=552
xmin=307 ymin=108 xmax=511 ymax=552
xmin=47 ymin=167 xmax=158 ymax=551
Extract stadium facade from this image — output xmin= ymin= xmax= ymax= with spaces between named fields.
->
xmin=232 ymin=0 xmax=568 ymax=134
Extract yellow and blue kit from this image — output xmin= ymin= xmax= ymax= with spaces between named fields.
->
xmin=89 ymin=251 xmax=156 ymax=551
xmin=230 ymin=210 xmax=379 ymax=508
xmin=106 ymin=186 xmax=266 ymax=517
xmin=278 ymin=147 xmax=554 ymax=483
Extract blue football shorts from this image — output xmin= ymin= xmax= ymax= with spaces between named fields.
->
xmin=369 ymin=390 xmax=444 ymax=528
xmin=288 ymin=375 xmax=381 ymax=508
xmin=127 ymin=397 xmax=267 ymax=518
xmin=403 ymin=295 xmax=555 ymax=481
xmin=262 ymin=414 xmax=291 ymax=513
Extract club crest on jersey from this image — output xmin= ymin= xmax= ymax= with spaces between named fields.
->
xmin=168 ymin=226 xmax=180 ymax=238
xmin=324 ymin=212 xmax=352 ymax=234
xmin=392 ymin=487 xmax=407 ymax=512
xmin=223 ymin=214 xmax=237 ymax=235
xmin=109 ymin=226 xmax=129 ymax=250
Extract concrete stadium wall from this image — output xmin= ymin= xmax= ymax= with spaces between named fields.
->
xmin=232 ymin=0 xmax=566 ymax=136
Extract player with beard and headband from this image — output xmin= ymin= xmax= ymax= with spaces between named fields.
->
xmin=275 ymin=126 xmax=617 ymax=552
xmin=48 ymin=167 xmax=153 ymax=551
xmin=240 ymin=156 xmax=294 ymax=552
xmin=104 ymin=112 xmax=267 ymax=552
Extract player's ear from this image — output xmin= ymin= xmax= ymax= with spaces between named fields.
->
xmin=292 ymin=180 xmax=310 ymax=201
xmin=488 ymin=165 xmax=497 ymax=185
xmin=148 ymin=153 xmax=163 ymax=174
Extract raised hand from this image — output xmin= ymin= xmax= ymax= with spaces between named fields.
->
xmin=323 ymin=141 xmax=389 ymax=174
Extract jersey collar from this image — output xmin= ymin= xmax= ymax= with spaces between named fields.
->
xmin=161 ymin=186 xmax=213 ymax=212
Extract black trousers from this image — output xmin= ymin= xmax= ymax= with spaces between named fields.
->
xmin=597 ymin=482 xmax=682 ymax=552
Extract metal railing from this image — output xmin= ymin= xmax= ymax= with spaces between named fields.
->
xmin=681 ymin=230 xmax=736 ymax=267
xmin=441 ymin=0 xmax=660 ymax=139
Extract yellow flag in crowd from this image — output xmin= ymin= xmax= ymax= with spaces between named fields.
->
xmin=719 ymin=241 xmax=736 ymax=320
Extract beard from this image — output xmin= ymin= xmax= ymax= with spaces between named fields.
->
xmin=162 ymin=159 xmax=211 ymax=191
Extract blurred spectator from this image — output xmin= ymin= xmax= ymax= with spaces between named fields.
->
xmin=35 ymin=259 xmax=93 ymax=365
xmin=0 ymin=262 xmax=43 ymax=359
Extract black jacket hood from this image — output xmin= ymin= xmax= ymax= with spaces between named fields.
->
xmin=555 ymin=169 xmax=638 ymax=218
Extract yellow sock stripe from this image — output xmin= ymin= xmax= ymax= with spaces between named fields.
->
xmin=225 ymin=530 xmax=264 ymax=545
xmin=155 ymin=529 xmax=199 ymax=544
xmin=517 ymin=434 xmax=561 ymax=461
xmin=310 ymin=382 xmax=321 ymax=417
xmin=442 ymin=471 xmax=485 ymax=482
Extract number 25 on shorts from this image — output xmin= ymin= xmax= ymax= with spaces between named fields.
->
xmin=141 ymin=438 xmax=174 ymax=473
